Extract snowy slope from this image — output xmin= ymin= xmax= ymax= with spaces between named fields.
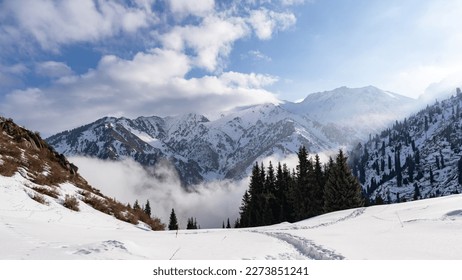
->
xmin=2 ymin=172 xmax=462 ymax=260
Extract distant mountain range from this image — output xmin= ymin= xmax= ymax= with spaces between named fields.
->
xmin=46 ymin=86 xmax=418 ymax=185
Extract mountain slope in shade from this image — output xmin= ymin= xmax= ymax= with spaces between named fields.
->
xmin=46 ymin=86 xmax=418 ymax=185
xmin=349 ymin=88 xmax=462 ymax=203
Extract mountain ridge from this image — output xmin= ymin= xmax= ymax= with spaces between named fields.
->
xmin=46 ymin=86 xmax=419 ymax=185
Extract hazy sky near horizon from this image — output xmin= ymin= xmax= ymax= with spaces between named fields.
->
xmin=1 ymin=0 xmax=462 ymax=135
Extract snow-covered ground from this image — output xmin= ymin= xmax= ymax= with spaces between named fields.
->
xmin=1 ymin=173 xmax=462 ymax=260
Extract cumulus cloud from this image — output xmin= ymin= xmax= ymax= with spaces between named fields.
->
xmin=162 ymin=15 xmax=249 ymax=71
xmin=0 ymin=0 xmax=156 ymax=51
xmin=0 ymin=63 xmax=28 ymax=90
xmin=70 ymin=156 xmax=248 ymax=229
xmin=168 ymin=0 xmax=215 ymax=18
xmin=0 ymin=48 xmax=279 ymax=135
xmin=249 ymin=8 xmax=296 ymax=40
xmin=35 ymin=61 xmax=74 ymax=78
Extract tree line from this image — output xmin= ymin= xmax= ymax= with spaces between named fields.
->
xmin=237 ymin=147 xmax=364 ymax=227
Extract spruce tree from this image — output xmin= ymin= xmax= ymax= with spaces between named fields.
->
xmin=407 ymin=155 xmax=414 ymax=183
xmin=430 ymin=167 xmax=434 ymax=184
xmin=458 ymin=157 xmax=462 ymax=185
xmin=133 ymin=200 xmax=141 ymax=211
xmin=375 ymin=195 xmax=384 ymax=205
xmin=186 ymin=217 xmax=198 ymax=229
xmin=294 ymin=146 xmax=314 ymax=220
xmin=238 ymin=190 xmax=251 ymax=227
xmin=234 ymin=219 xmax=240 ymax=228
xmin=144 ymin=200 xmax=151 ymax=217
xmin=311 ymin=154 xmax=325 ymax=216
xmin=276 ymin=162 xmax=294 ymax=223
xmin=413 ymin=183 xmax=421 ymax=200
xmin=324 ymin=150 xmax=364 ymax=213
xmin=247 ymin=162 xmax=265 ymax=226
xmin=414 ymin=149 xmax=420 ymax=165
xmin=264 ymin=161 xmax=277 ymax=224
xmin=168 ymin=208 xmax=179 ymax=230
xmin=440 ymin=151 xmax=445 ymax=168
xmin=226 ymin=218 xmax=231 ymax=229
xmin=395 ymin=150 xmax=402 ymax=187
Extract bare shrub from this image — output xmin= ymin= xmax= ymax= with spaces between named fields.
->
xmin=63 ymin=195 xmax=79 ymax=211
xmin=82 ymin=193 xmax=111 ymax=214
xmin=32 ymin=186 xmax=59 ymax=198
xmin=0 ymin=134 xmax=21 ymax=176
xmin=30 ymin=193 xmax=49 ymax=205
xmin=144 ymin=217 xmax=166 ymax=231
xmin=134 ymin=208 xmax=166 ymax=231
xmin=0 ymin=158 xmax=18 ymax=176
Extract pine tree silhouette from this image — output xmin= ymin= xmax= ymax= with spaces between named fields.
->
xmin=324 ymin=150 xmax=364 ymax=213
xmin=144 ymin=200 xmax=151 ymax=217
xmin=168 ymin=208 xmax=179 ymax=230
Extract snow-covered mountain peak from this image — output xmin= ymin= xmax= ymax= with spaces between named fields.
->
xmin=282 ymin=86 xmax=417 ymax=136
xmin=294 ymin=85 xmax=414 ymax=111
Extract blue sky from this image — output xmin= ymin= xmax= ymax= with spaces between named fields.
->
xmin=1 ymin=0 xmax=462 ymax=135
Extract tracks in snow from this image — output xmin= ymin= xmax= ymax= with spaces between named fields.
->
xmin=250 ymin=208 xmax=366 ymax=259
xmin=260 ymin=231 xmax=344 ymax=260
xmin=297 ymin=207 xmax=366 ymax=230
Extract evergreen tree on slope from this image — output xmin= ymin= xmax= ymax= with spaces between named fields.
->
xmin=144 ymin=200 xmax=151 ymax=217
xmin=311 ymin=154 xmax=326 ymax=216
xmin=238 ymin=190 xmax=251 ymax=227
xmin=324 ymin=150 xmax=364 ymax=213
xmin=168 ymin=208 xmax=179 ymax=230
xmin=294 ymin=146 xmax=314 ymax=220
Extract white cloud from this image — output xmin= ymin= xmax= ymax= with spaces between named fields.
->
xmin=0 ymin=0 xmax=156 ymax=51
xmin=162 ymin=16 xmax=249 ymax=71
xmin=382 ymin=65 xmax=452 ymax=99
xmin=96 ymin=48 xmax=191 ymax=85
xmin=0 ymin=49 xmax=279 ymax=135
xmin=0 ymin=63 xmax=28 ymax=75
xmin=246 ymin=50 xmax=272 ymax=62
xmin=0 ymin=64 xmax=28 ymax=94
xmin=35 ymin=61 xmax=73 ymax=78
xmin=168 ymin=0 xmax=215 ymax=18
xmin=281 ymin=0 xmax=307 ymax=5
xmin=249 ymin=8 xmax=296 ymax=40
xmin=220 ymin=71 xmax=278 ymax=88
xmin=70 ymin=156 xmax=247 ymax=229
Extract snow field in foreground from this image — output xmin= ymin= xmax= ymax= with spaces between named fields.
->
xmin=1 ymin=174 xmax=462 ymax=260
